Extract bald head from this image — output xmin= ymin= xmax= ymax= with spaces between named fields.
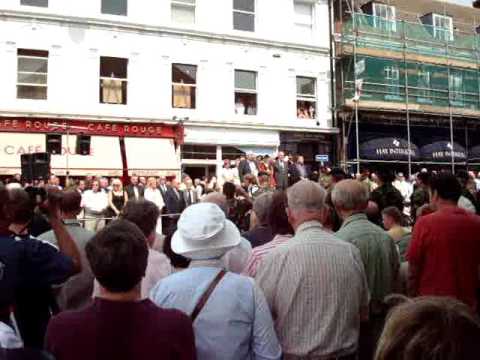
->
xmin=331 ymin=179 xmax=369 ymax=212
xmin=201 ymin=192 xmax=227 ymax=214
xmin=287 ymin=180 xmax=326 ymax=212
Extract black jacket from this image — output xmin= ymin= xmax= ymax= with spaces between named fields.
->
xmin=164 ymin=188 xmax=186 ymax=215
xmin=125 ymin=185 xmax=144 ymax=201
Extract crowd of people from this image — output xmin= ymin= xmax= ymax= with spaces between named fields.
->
xmin=1 ymin=157 xmax=480 ymax=359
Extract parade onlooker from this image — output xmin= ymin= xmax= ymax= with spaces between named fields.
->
xmin=143 ymin=177 xmax=164 ymax=235
xmin=223 ymin=182 xmax=251 ymax=232
xmin=273 ymin=151 xmax=289 ymax=190
xmin=407 ymin=173 xmax=480 ymax=310
xmin=39 ymin=190 xmax=94 ymax=311
xmin=325 ymin=167 xmax=347 ymax=232
xmin=3 ymin=188 xmax=81 ymax=349
xmin=382 ymin=206 xmax=410 ymax=262
xmin=243 ymin=192 xmax=274 ymax=248
xmin=243 ymin=191 xmax=293 ymax=277
xmin=392 ymin=172 xmax=413 ymax=206
xmin=254 ymin=171 xmax=273 ymax=198
xmin=333 ymin=179 xmax=399 ymax=360
xmin=165 ymin=179 xmax=186 ymax=217
xmin=375 ymin=297 xmax=480 ymax=360
xmin=107 ymin=178 xmax=128 ymax=218
xmin=183 ymin=178 xmax=198 ymax=206
xmin=82 ymin=180 xmax=108 ymax=232
xmin=125 ymin=175 xmax=144 ymax=201
xmin=457 ymin=170 xmax=480 ymax=214
xmin=238 ymin=153 xmax=259 ymax=181
xmin=46 ymin=220 xmax=195 ymax=360
xmin=411 ymin=171 xmax=430 ymax=223
xmin=256 ymin=180 xmax=369 ymax=358
xmin=243 ymin=173 xmax=259 ymax=198
xmin=370 ymin=170 xmax=404 ymax=225
xmin=150 ymin=203 xmax=282 ymax=360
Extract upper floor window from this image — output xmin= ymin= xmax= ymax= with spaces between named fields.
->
xmin=172 ymin=0 xmax=196 ymax=24
xmin=433 ymin=14 xmax=453 ymax=41
xmin=384 ymin=65 xmax=400 ymax=96
xmin=17 ymin=49 xmax=48 ymax=100
xmin=102 ymin=0 xmax=127 ymax=16
xmin=235 ymin=70 xmax=257 ymax=115
xmin=21 ymin=0 xmax=48 ymax=7
xmin=172 ymin=64 xmax=197 ymax=109
xmin=233 ymin=0 xmax=255 ymax=32
xmin=296 ymin=76 xmax=316 ymax=119
xmin=100 ymin=57 xmax=128 ymax=105
xmin=294 ymin=1 xmax=314 ymax=34
xmin=372 ymin=3 xmax=396 ymax=32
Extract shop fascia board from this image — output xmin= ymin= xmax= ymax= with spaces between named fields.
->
xmin=0 ymin=9 xmax=330 ymax=56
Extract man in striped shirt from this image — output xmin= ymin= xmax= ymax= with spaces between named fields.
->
xmin=256 ymin=180 xmax=370 ymax=359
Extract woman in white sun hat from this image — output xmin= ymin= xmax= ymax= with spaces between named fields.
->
xmin=150 ymin=202 xmax=281 ymax=360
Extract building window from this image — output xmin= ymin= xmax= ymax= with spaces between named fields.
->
xmin=172 ymin=0 xmax=196 ymax=24
xmin=372 ymin=3 xmax=396 ymax=32
xmin=46 ymin=134 xmax=62 ymax=155
xmin=449 ymin=71 xmax=464 ymax=104
xmin=296 ymin=76 xmax=316 ymax=119
xmin=233 ymin=0 xmax=255 ymax=32
xmin=181 ymin=145 xmax=216 ymax=160
xmin=172 ymin=64 xmax=197 ymax=109
xmin=17 ymin=49 xmax=48 ymax=100
xmin=433 ymin=14 xmax=453 ymax=41
xmin=294 ymin=1 xmax=314 ymax=34
xmin=102 ymin=0 xmax=127 ymax=16
xmin=417 ymin=68 xmax=431 ymax=101
xmin=384 ymin=65 xmax=400 ymax=96
xmin=235 ymin=70 xmax=257 ymax=115
xmin=21 ymin=0 xmax=48 ymax=7
xmin=100 ymin=57 xmax=128 ymax=105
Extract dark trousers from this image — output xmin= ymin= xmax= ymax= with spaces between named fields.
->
xmin=359 ymin=312 xmax=386 ymax=360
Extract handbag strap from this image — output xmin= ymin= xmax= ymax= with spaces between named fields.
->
xmin=190 ymin=269 xmax=226 ymax=322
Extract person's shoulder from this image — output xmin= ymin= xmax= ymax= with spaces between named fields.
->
xmin=49 ymin=304 xmax=93 ymax=329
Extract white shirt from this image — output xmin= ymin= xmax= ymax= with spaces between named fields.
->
xmin=82 ymin=190 xmax=108 ymax=213
xmin=393 ymin=180 xmax=413 ymax=202
xmin=0 ymin=322 xmax=22 ymax=349
xmin=144 ymin=188 xmax=165 ymax=210
xmin=248 ymin=161 xmax=258 ymax=177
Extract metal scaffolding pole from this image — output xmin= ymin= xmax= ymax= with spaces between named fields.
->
xmin=352 ymin=0 xmax=360 ymax=174
xmin=402 ymin=20 xmax=412 ymax=177
xmin=446 ymin=40 xmax=455 ymax=173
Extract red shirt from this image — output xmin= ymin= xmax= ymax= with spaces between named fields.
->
xmin=46 ymin=298 xmax=196 ymax=360
xmin=407 ymin=206 xmax=480 ymax=309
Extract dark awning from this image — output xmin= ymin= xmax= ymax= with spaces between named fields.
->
xmin=360 ymin=137 xmax=419 ymax=161
xmin=420 ymin=141 xmax=467 ymax=162
xmin=469 ymin=145 xmax=480 ymax=161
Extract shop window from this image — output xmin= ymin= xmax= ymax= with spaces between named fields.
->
xmin=17 ymin=49 xmax=48 ymax=100
xmin=181 ymin=145 xmax=216 ymax=160
xmin=235 ymin=70 xmax=257 ymax=115
xmin=46 ymin=134 xmax=62 ymax=155
xmin=294 ymin=1 xmax=314 ymax=34
xmin=172 ymin=0 xmax=196 ymax=24
xmin=100 ymin=57 xmax=128 ymax=105
xmin=172 ymin=64 xmax=197 ymax=109
xmin=233 ymin=0 xmax=255 ymax=32
xmin=296 ymin=76 xmax=316 ymax=119
xmin=102 ymin=0 xmax=127 ymax=16
xmin=21 ymin=0 xmax=48 ymax=7
xmin=76 ymin=135 xmax=91 ymax=156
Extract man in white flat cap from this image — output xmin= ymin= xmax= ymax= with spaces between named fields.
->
xmin=150 ymin=203 xmax=281 ymax=360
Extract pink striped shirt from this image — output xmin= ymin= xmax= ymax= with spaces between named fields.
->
xmin=243 ymin=234 xmax=292 ymax=277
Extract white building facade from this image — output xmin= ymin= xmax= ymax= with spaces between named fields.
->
xmin=0 ymin=0 xmax=335 ymax=179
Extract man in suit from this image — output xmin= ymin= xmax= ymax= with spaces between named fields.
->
xmin=164 ymin=178 xmax=186 ymax=219
xmin=157 ymin=176 xmax=168 ymax=202
xmin=183 ymin=178 xmax=198 ymax=207
xmin=274 ymin=152 xmax=289 ymax=190
xmin=125 ymin=175 xmax=144 ymax=201
xmin=238 ymin=153 xmax=259 ymax=182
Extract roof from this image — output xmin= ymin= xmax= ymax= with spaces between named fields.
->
xmin=358 ymin=0 xmax=480 ymax=32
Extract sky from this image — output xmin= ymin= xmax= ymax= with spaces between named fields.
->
xmin=448 ymin=0 xmax=473 ymax=5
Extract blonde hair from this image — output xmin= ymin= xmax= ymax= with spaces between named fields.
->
xmin=112 ymin=178 xmax=123 ymax=190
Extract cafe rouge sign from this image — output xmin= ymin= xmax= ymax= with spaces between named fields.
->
xmin=0 ymin=118 xmax=181 ymax=139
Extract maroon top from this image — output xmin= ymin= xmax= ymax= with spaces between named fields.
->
xmin=407 ymin=206 xmax=480 ymax=309
xmin=45 ymin=298 xmax=196 ymax=360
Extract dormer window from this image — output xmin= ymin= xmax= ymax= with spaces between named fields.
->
xmin=421 ymin=13 xmax=453 ymax=42
xmin=362 ymin=2 xmax=396 ymax=32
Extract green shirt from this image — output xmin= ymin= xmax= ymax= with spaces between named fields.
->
xmin=336 ymin=213 xmax=398 ymax=302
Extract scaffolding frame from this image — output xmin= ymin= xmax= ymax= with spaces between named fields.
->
xmin=337 ymin=0 xmax=480 ymax=175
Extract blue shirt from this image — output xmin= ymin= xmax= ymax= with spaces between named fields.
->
xmin=150 ymin=260 xmax=282 ymax=360
xmin=0 ymin=233 xmax=74 ymax=309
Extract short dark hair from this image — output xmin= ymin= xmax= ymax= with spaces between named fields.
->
xmin=223 ymin=182 xmax=236 ymax=199
xmin=382 ymin=206 xmax=403 ymax=225
xmin=162 ymin=227 xmax=190 ymax=269
xmin=61 ymin=190 xmax=82 ymax=214
xmin=330 ymin=168 xmax=347 ymax=183
xmin=417 ymin=172 xmax=430 ymax=186
xmin=86 ymin=220 xmax=148 ymax=293
xmin=268 ymin=191 xmax=294 ymax=236
xmin=377 ymin=169 xmax=395 ymax=184
xmin=7 ymin=189 xmax=34 ymax=225
xmin=120 ymin=200 xmax=160 ymax=238
xmin=375 ymin=297 xmax=480 ymax=360
xmin=430 ymin=173 xmax=462 ymax=203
